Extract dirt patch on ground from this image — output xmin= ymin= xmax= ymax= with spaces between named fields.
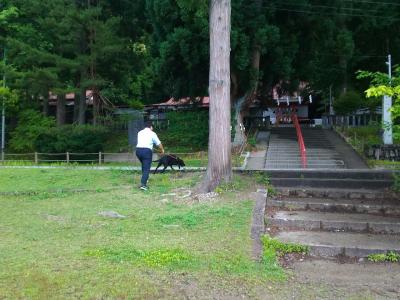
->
xmin=288 ymin=259 xmax=400 ymax=299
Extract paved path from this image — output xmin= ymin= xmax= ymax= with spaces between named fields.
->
xmin=245 ymin=131 xmax=269 ymax=170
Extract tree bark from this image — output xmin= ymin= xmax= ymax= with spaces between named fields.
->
xmin=197 ymin=0 xmax=232 ymax=193
xmin=56 ymin=94 xmax=66 ymax=126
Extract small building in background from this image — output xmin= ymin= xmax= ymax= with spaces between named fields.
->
xmin=144 ymin=96 xmax=209 ymax=125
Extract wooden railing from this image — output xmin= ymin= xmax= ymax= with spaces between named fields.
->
xmin=0 ymin=151 xmax=246 ymax=168
xmin=291 ymin=114 xmax=307 ymax=168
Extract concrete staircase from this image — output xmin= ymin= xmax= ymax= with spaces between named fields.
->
xmin=265 ymin=127 xmax=346 ymax=169
xmin=268 ymin=170 xmax=400 ymax=258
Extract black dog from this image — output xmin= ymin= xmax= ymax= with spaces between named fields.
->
xmin=153 ymin=154 xmax=185 ymax=173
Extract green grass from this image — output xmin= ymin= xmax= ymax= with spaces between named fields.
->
xmin=0 ymin=168 xmax=285 ymax=299
xmin=336 ymin=125 xmax=400 ymax=151
xmin=0 ymin=168 xmax=133 ymax=193
xmin=336 ymin=126 xmax=400 ymax=170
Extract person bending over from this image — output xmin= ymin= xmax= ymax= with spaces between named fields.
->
xmin=135 ymin=121 xmax=164 ymax=190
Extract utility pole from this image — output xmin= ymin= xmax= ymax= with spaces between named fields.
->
xmin=1 ymin=47 xmax=6 ymax=160
xmin=383 ymin=54 xmax=393 ymax=145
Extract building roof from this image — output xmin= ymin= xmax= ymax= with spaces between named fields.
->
xmin=146 ymin=96 xmax=209 ymax=109
xmin=48 ymin=90 xmax=94 ymax=106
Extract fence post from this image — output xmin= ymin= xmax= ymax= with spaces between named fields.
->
xmin=99 ymin=152 xmax=102 ymax=165
xmin=1 ymin=151 xmax=4 ymax=162
xmin=66 ymin=152 xmax=70 ymax=164
xmin=34 ymin=152 xmax=38 ymax=164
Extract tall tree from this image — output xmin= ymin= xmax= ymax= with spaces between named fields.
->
xmin=198 ymin=0 xmax=232 ymax=193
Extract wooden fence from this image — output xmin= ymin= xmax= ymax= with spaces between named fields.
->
xmin=322 ymin=113 xmax=381 ymax=128
xmin=0 ymin=151 xmax=245 ymax=168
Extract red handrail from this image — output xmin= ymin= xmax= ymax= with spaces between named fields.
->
xmin=291 ymin=114 xmax=307 ymax=168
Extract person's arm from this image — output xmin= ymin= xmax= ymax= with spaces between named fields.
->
xmin=152 ymin=132 xmax=164 ymax=154
xmin=158 ymin=143 xmax=165 ymax=154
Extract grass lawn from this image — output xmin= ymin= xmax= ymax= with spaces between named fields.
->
xmin=0 ymin=168 xmax=285 ymax=299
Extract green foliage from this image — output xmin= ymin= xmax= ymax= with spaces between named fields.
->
xmin=260 ymin=235 xmax=307 ymax=278
xmin=0 ymin=86 xmax=18 ymax=111
xmin=9 ymin=109 xmax=55 ymax=152
xmin=261 ymin=235 xmax=309 ymax=259
xmin=254 ymin=171 xmax=270 ymax=185
xmin=338 ymin=126 xmax=382 ymax=147
xmin=333 ymin=90 xmax=364 ymax=114
xmin=247 ymin=136 xmax=257 ymax=147
xmin=158 ymin=110 xmax=208 ymax=152
xmin=367 ymin=251 xmax=400 ymax=263
xmin=392 ymin=173 xmax=400 ymax=193
xmin=34 ymin=125 xmax=109 ymax=153
xmin=358 ymin=67 xmax=400 ymax=131
xmin=127 ymin=99 xmax=144 ymax=110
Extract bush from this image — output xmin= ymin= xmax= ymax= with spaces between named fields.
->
xmin=158 ymin=110 xmax=209 ymax=152
xmin=9 ymin=110 xmax=56 ymax=152
xmin=334 ymin=90 xmax=364 ymax=115
xmin=35 ymin=125 xmax=109 ymax=153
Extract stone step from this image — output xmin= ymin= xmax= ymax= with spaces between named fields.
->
xmin=276 ymin=187 xmax=396 ymax=200
xmin=270 ymin=178 xmax=393 ymax=189
xmin=265 ymin=158 xmax=343 ymax=163
xmin=265 ymin=164 xmax=345 ymax=169
xmin=268 ymin=169 xmax=394 ymax=180
xmin=275 ymin=231 xmax=400 ymax=257
xmin=265 ymin=165 xmax=345 ymax=170
xmin=267 ymin=169 xmax=395 ymax=180
xmin=268 ymin=197 xmax=400 ymax=216
xmin=270 ymin=210 xmax=400 ymax=233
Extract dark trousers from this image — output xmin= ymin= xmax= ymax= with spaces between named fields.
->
xmin=135 ymin=147 xmax=153 ymax=186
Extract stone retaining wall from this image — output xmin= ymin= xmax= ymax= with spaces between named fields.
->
xmin=366 ymin=145 xmax=400 ymax=161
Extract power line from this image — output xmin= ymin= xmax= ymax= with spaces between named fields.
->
xmin=342 ymin=0 xmax=400 ymax=7
xmin=275 ymin=3 xmax=386 ymax=14
xmin=273 ymin=0 xmax=400 ymax=8
xmin=237 ymin=3 xmax=400 ymax=20
xmin=271 ymin=7 xmax=399 ymax=20
xmin=279 ymin=47 xmax=388 ymax=59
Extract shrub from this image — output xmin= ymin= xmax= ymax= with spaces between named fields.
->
xmin=334 ymin=90 xmax=364 ymax=115
xmin=368 ymin=251 xmax=400 ymax=262
xmin=35 ymin=125 xmax=109 ymax=153
xmin=158 ymin=110 xmax=209 ymax=152
xmin=9 ymin=109 xmax=56 ymax=152
xmin=261 ymin=235 xmax=309 ymax=258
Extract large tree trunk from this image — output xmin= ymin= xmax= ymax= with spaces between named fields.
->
xmin=56 ymin=94 xmax=66 ymax=126
xmin=197 ymin=0 xmax=232 ymax=193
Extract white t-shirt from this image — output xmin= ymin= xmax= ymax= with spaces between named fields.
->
xmin=136 ymin=127 xmax=161 ymax=150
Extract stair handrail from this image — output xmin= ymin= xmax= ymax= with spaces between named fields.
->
xmin=291 ymin=114 xmax=307 ymax=168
